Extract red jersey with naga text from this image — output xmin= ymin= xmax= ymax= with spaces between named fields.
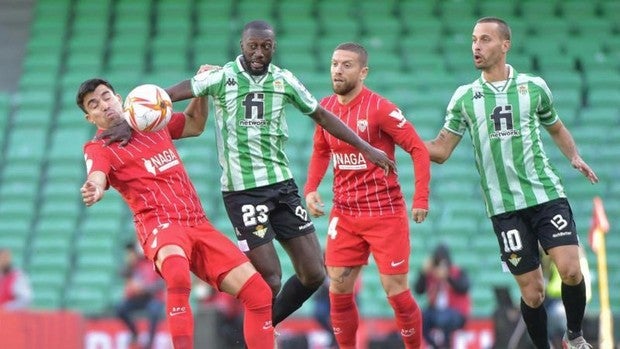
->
xmin=83 ymin=114 xmax=207 ymax=244
xmin=305 ymin=87 xmax=430 ymax=216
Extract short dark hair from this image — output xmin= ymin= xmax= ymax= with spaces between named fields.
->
xmin=76 ymin=78 xmax=115 ymax=113
xmin=476 ymin=17 xmax=511 ymax=40
xmin=242 ymin=20 xmax=275 ymax=35
xmin=334 ymin=42 xmax=368 ymax=67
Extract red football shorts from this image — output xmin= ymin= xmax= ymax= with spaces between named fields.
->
xmin=141 ymin=220 xmax=249 ymax=290
xmin=325 ymin=211 xmax=410 ymax=275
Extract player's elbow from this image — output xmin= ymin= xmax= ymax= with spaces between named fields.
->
xmin=430 ymin=151 xmax=449 ymax=164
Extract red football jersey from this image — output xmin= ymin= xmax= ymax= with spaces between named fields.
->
xmin=83 ymin=113 xmax=207 ymax=244
xmin=305 ymin=87 xmax=430 ymax=216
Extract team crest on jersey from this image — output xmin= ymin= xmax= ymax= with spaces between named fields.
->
xmin=357 ymin=119 xmax=368 ymax=132
xmin=273 ymin=79 xmax=284 ymax=92
xmin=253 ymin=225 xmax=268 ymax=238
xmin=143 ymin=148 xmax=180 ymax=175
xmin=518 ymin=84 xmax=528 ymax=95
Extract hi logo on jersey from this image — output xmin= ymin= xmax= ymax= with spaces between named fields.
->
xmin=143 ymin=148 xmax=180 ymax=175
xmin=489 ymin=105 xmax=521 ymax=139
xmin=332 ymin=152 xmax=367 ymax=170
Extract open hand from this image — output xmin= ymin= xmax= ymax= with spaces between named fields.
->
xmin=81 ymin=180 xmax=103 ymax=206
xmin=571 ymin=157 xmax=598 ymax=184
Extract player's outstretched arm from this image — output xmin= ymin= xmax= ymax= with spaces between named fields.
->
xmin=165 ymin=80 xmax=194 ymax=103
xmin=545 ymin=121 xmax=599 ymax=184
xmin=80 ymin=171 xmax=107 ymax=207
xmin=309 ymin=106 xmax=395 ymax=173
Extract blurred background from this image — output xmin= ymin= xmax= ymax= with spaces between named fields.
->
xmin=0 ymin=0 xmax=618 ymax=347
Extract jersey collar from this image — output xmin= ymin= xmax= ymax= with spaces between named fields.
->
xmin=336 ymin=86 xmax=371 ymax=109
xmin=478 ymin=64 xmax=516 ymax=93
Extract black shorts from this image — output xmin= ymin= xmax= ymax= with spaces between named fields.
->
xmin=490 ymin=198 xmax=579 ymax=275
xmin=222 ymin=179 xmax=315 ymax=252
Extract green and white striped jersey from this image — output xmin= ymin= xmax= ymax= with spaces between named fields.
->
xmin=191 ymin=56 xmax=319 ymax=191
xmin=443 ymin=65 xmax=566 ymax=217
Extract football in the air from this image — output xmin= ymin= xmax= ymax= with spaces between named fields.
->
xmin=123 ymin=84 xmax=173 ymax=132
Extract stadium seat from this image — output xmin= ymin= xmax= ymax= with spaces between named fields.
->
xmin=558 ymin=0 xmax=598 ymax=20
xmin=236 ymin=0 xmax=276 ymax=25
xmin=478 ymin=0 xmax=518 ymax=19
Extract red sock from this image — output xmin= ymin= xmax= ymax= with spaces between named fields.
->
xmin=236 ymin=273 xmax=274 ymax=349
xmin=329 ymin=292 xmax=359 ymax=349
xmin=388 ymin=290 xmax=422 ymax=349
xmin=160 ymin=255 xmax=193 ymax=349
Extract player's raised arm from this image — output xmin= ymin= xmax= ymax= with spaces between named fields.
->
xmin=165 ymin=79 xmax=194 ymax=102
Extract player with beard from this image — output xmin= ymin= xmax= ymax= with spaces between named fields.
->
xmin=154 ymin=20 xmax=396 ymax=327
xmin=425 ymin=17 xmax=597 ymax=349
xmin=304 ymin=42 xmax=430 ymax=349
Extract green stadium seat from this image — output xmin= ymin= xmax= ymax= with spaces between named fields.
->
xmin=544 ymin=71 xmax=583 ymax=92
xmin=584 ymin=70 xmax=620 ymax=92
xmin=536 ymin=55 xmax=577 ymax=75
xmin=65 ymin=285 xmax=110 ymax=315
xmin=31 ymin=287 xmax=64 ymax=310
xmin=558 ymin=0 xmax=598 ymax=20
xmin=573 ymin=18 xmax=615 ymax=37
xmin=48 ymin=126 xmax=90 ymax=161
xmin=398 ymin=1 xmax=436 ymax=18
xmin=113 ymin=14 xmax=150 ymax=36
xmin=478 ymin=0 xmax=517 ymax=18
xmin=438 ymin=1 xmax=476 ymax=19
xmin=360 ymin=15 xmax=402 ymax=48
xmin=6 ymin=126 xmax=47 ymax=161
xmin=588 ymin=89 xmax=620 ymax=109
xmin=107 ymin=50 xmax=146 ymax=73
xmin=11 ymin=105 xmax=53 ymax=131
xmin=578 ymin=106 xmax=619 ymax=125
xmin=236 ymin=0 xmax=276 ymax=25
xmin=320 ymin=18 xmax=360 ymax=41
xmin=518 ymin=39 xmax=563 ymax=60
xmin=518 ymin=0 xmax=559 ymax=19
xmin=358 ymin=0 xmax=397 ymax=17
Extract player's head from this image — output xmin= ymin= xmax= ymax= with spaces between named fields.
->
xmin=472 ymin=17 xmax=511 ymax=71
xmin=240 ymin=20 xmax=276 ymax=76
xmin=331 ymin=42 xmax=369 ymax=97
xmin=77 ymin=78 xmax=124 ymax=129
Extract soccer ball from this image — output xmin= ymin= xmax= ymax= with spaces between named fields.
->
xmin=123 ymin=84 xmax=173 ymax=132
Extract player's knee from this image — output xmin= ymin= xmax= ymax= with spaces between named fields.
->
xmin=262 ymin=273 xmax=282 ymax=296
xmin=298 ymin=267 xmax=326 ymax=290
xmin=522 ymin=289 xmax=545 ymax=308
xmin=160 ymin=256 xmax=191 ymax=290
xmin=239 ymin=273 xmax=272 ymax=310
xmin=557 ymin=263 xmax=582 ymax=284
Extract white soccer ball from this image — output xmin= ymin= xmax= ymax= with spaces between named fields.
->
xmin=123 ymin=84 xmax=173 ymax=132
